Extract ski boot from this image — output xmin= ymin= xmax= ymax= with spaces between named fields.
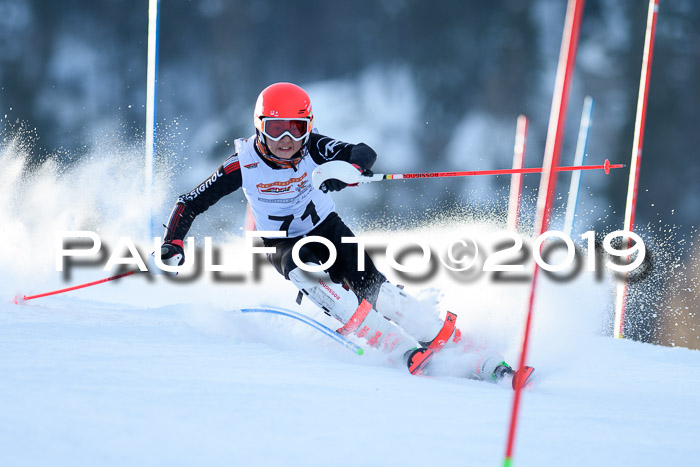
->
xmin=419 ymin=311 xmax=461 ymax=352
xmin=493 ymin=361 xmax=515 ymax=380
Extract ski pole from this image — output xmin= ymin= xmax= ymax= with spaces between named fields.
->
xmin=370 ymin=158 xmax=621 ymax=180
xmin=13 ymin=269 xmax=141 ymax=304
xmin=312 ymin=159 xmax=623 ymax=190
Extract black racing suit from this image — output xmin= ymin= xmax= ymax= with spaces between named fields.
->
xmin=163 ymin=133 xmax=387 ymax=304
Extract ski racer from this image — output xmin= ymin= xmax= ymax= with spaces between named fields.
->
xmin=154 ymin=82 xmax=528 ymax=386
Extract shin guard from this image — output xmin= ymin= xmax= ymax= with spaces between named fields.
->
xmin=289 ymin=268 xmax=416 ymax=358
xmin=375 ymin=281 xmax=460 ymax=350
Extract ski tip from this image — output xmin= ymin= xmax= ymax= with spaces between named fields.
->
xmin=512 ymin=366 xmax=535 ymax=391
xmin=12 ymin=294 xmax=25 ymax=305
xmin=407 ymin=348 xmax=434 ymax=376
xmin=356 ymin=347 xmax=364 ymax=356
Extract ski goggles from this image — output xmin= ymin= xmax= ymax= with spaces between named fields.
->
xmin=261 ymin=118 xmax=311 ymax=142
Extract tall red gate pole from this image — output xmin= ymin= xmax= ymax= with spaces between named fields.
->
xmin=613 ymin=0 xmax=660 ymax=339
xmin=503 ymin=0 xmax=585 ymax=465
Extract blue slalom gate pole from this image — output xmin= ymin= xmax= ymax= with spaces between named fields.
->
xmin=563 ymin=96 xmax=594 ymax=237
xmin=145 ymin=0 xmax=161 ymax=241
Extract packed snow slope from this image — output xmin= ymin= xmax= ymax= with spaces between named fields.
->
xmin=2 ymin=136 xmax=699 ymax=466
xmin=2 ymin=227 xmax=700 ymax=467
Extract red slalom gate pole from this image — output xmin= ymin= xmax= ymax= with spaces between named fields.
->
xmin=13 ymin=270 xmax=141 ymax=303
xmin=503 ymin=0 xmax=585 ymax=466
xmin=614 ymin=0 xmax=660 ymax=339
xmin=507 ymin=115 xmax=529 ymax=231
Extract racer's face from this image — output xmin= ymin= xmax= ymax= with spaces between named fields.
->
xmin=267 ymin=135 xmax=303 ymax=159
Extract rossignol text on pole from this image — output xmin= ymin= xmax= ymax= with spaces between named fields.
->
xmin=312 ymin=158 xmax=623 ymax=191
xmin=374 ymin=160 xmax=619 ymax=180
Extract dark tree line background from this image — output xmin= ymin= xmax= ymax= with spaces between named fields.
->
xmin=1 ymin=0 xmax=699 ymax=346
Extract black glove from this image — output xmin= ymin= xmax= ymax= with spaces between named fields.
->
xmin=321 ymin=165 xmax=373 ymax=193
xmin=322 ymin=178 xmax=348 ymax=192
xmin=146 ymin=241 xmax=184 ymax=275
xmin=160 ymin=242 xmax=185 ymax=266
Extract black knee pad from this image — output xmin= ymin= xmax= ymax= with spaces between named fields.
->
xmin=280 ymin=243 xmax=322 ymax=279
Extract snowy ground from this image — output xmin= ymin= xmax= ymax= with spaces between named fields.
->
xmin=2 ymin=142 xmax=699 ymax=466
xmin=2 ymin=228 xmax=700 ymax=467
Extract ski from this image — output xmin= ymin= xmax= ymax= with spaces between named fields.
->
xmin=239 ymin=306 xmax=364 ymax=355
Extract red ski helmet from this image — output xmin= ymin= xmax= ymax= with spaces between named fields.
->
xmin=254 ymin=82 xmax=314 ymax=168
